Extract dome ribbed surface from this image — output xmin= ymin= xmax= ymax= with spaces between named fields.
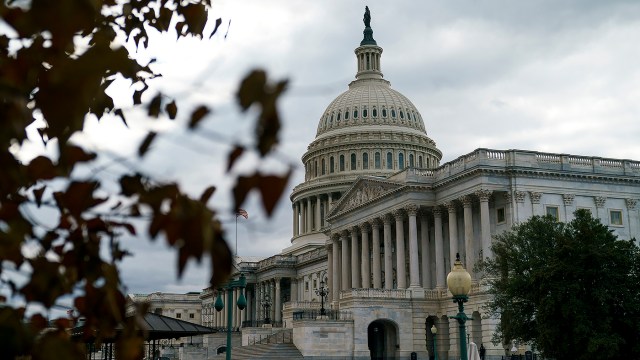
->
xmin=315 ymin=79 xmax=426 ymax=137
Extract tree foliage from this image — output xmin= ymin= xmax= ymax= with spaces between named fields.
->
xmin=0 ymin=0 xmax=290 ymax=358
xmin=480 ymin=210 xmax=640 ymax=360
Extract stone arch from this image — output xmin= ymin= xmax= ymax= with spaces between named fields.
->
xmin=472 ymin=310 xmax=482 ymax=347
xmin=367 ymin=318 xmax=399 ymax=360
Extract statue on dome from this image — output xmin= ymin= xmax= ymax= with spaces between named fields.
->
xmin=364 ymin=6 xmax=371 ymax=28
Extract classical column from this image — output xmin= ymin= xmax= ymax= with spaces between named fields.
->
xmin=461 ymin=195 xmax=474 ymax=276
xmin=563 ymin=193 xmax=575 ymax=222
xmin=332 ymin=235 xmax=340 ymax=300
xmin=627 ymin=199 xmax=638 ymax=240
xmin=371 ymin=218 xmax=382 ymax=289
xmin=406 ymin=204 xmax=420 ymax=288
xmin=293 ymin=202 xmax=297 ymax=236
xmin=291 ymin=276 xmax=298 ymax=302
xmin=274 ymin=278 xmax=281 ymax=323
xmin=350 ymin=227 xmax=360 ymax=288
xmin=446 ymin=201 xmax=459 ymax=267
xmin=306 ymin=197 xmax=313 ymax=233
xmin=327 ymin=245 xmax=333 ymax=302
xmin=433 ymin=207 xmax=446 ymax=288
xmin=269 ymin=281 xmax=275 ymax=321
xmin=300 ymin=201 xmax=306 ymax=234
xmin=242 ymin=288 xmax=248 ymax=326
xmin=315 ymin=195 xmax=322 ymax=230
xmin=360 ymin=223 xmax=371 ymax=288
xmin=383 ymin=214 xmax=394 ymax=290
xmin=394 ymin=209 xmax=407 ymax=289
xmin=595 ymin=196 xmax=607 ymax=221
xmin=341 ymin=231 xmax=351 ymax=290
xmin=476 ymin=190 xmax=492 ymax=260
xmin=530 ymin=191 xmax=542 ymax=216
xmin=328 ymin=193 xmax=333 ymax=212
xmin=420 ymin=212 xmax=431 ymax=289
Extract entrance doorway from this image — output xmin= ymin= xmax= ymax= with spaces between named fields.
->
xmin=368 ymin=319 xmax=398 ymax=360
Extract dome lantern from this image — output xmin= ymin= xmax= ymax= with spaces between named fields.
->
xmin=355 ymin=6 xmax=383 ymax=81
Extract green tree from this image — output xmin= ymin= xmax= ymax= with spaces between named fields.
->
xmin=0 ymin=1 xmax=289 ymax=359
xmin=480 ymin=210 xmax=640 ymax=360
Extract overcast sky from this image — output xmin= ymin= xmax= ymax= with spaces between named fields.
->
xmin=13 ymin=1 xmax=640 ymax=299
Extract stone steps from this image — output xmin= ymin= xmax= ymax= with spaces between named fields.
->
xmin=229 ymin=343 xmax=303 ymax=359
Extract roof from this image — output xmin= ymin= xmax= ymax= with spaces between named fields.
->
xmin=72 ymin=312 xmax=217 ymax=342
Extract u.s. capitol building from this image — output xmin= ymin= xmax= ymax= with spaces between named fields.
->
xmin=197 ymin=9 xmax=640 ymax=360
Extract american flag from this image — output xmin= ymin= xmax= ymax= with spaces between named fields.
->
xmin=236 ymin=208 xmax=248 ymax=219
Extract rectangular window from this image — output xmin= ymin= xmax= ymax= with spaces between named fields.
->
xmin=313 ymin=279 xmax=317 ymax=289
xmin=189 ymin=313 xmax=195 ymax=319
xmin=545 ymin=206 xmax=559 ymax=220
xmin=176 ymin=313 xmax=181 ymax=319
xmin=496 ymin=207 xmax=506 ymax=224
xmin=305 ymin=282 xmax=309 ymax=291
xmin=610 ymin=209 xmax=623 ymax=226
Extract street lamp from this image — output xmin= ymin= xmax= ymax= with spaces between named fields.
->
xmin=214 ymin=273 xmax=247 ymax=360
xmin=261 ymin=294 xmax=271 ymax=325
xmin=431 ymin=324 xmax=438 ymax=360
xmin=447 ymin=253 xmax=471 ymax=360
xmin=315 ymin=274 xmax=329 ymax=316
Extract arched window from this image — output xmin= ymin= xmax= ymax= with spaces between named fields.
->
xmin=350 ymin=153 xmax=356 ymax=170
xmin=322 ymin=159 xmax=326 ymax=175
xmin=363 ymin=108 xmax=368 ymax=118
xmin=382 ymin=108 xmax=387 ymax=117
xmin=386 ymin=152 xmax=393 ymax=169
xmin=340 ymin=155 xmax=345 ymax=171
xmin=391 ymin=109 xmax=396 ymax=118
xmin=363 ymin=153 xmax=369 ymax=169
xmin=372 ymin=108 xmax=377 ymax=117
xmin=407 ymin=111 xmax=411 ymax=120
xmin=353 ymin=109 xmax=358 ymax=118
xmin=314 ymin=160 xmax=318 ymax=177
xmin=337 ymin=112 xmax=341 ymax=121
xmin=409 ymin=154 xmax=414 ymax=168
xmin=400 ymin=110 xmax=404 ymax=119
xmin=331 ymin=113 xmax=334 ymax=121
xmin=399 ymin=152 xmax=405 ymax=169
xmin=330 ymin=157 xmax=335 ymax=173
xmin=375 ymin=152 xmax=381 ymax=169
xmin=345 ymin=110 xmax=349 ymax=120
xmin=427 ymin=158 xmax=431 ymax=168
xmin=418 ymin=156 xmax=423 ymax=168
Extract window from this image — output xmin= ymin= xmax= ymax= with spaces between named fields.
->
xmin=351 ymin=153 xmax=356 ymax=170
xmin=610 ymin=210 xmax=623 ymax=226
xmin=176 ymin=313 xmax=181 ymax=319
xmin=386 ymin=152 xmax=393 ymax=169
xmin=363 ymin=108 xmax=368 ymax=118
xmin=400 ymin=110 xmax=404 ymax=119
xmin=497 ymin=207 xmax=506 ymax=224
xmin=154 ymin=308 xmax=162 ymax=315
xmin=407 ymin=111 xmax=411 ymax=120
xmin=322 ymin=159 xmax=326 ymax=175
xmin=418 ymin=156 xmax=423 ymax=168
xmin=398 ymin=153 xmax=405 ymax=169
xmin=345 ymin=109 xmax=349 ymax=120
xmin=313 ymin=279 xmax=317 ymax=288
xmin=391 ymin=109 xmax=396 ymax=118
xmin=409 ymin=154 xmax=414 ymax=167
xmin=372 ymin=108 xmax=377 ymax=117
xmin=382 ymin=108 xmax=387 ymax=117
xmin=314 ymin=160 xmax=317 ymax=177
xmin=330 ymin=157 xmax=335 ymax=173
xmin=340 ymin=155 xmax=345 ymax=171
xmin=363 ymin=153 xmax=369 ymax=169
xmin=375 ymin=152 xmax=381 ymax=169
xmin=337 ymin=112 xmax=341 ymax=121
xmin=546 ymin=206 xmax=559 ymax=220
xmin=189 ymin=313 xmax=195 ymax=319
xmin=305 ymin=282 xmax=309 ymax=291
xmin=353 ymin=109 xmax=358 ymax=118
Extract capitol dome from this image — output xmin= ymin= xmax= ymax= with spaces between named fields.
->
xmin=288 ymin=9 xmax=442 ymax=251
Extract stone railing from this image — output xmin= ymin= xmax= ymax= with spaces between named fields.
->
xmin=283 ymin=301 xmax=321 ymax=310
xmin=257 ymin=255 xmax=297 ymax=269
xmin=340 ymin=288 xmax=411 ymax=299
xmin=296 ymin=247 xmax=327 ymax=264
xmin=408 ymin=148 xmax=640 ymax=182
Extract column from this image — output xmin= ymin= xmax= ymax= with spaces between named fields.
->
xmin=530 ymin=191 xmax=542 ymax=216
xmin=293 ymin=202 xmax=299 ymax=236
xmin=245 ymin=288 xmax=251 ymax=324
xmin=332 ymin=235 xmax=340 ymax=301
xmin=274 ymin=278 xmax=281 ymax=323
xmin=462 ymin=195 xmax=474 ymax=276
xmin=433 ymin=207 xmax=446 ymax=288
xmin=328 ymin=193 xmax=333 ymax=212
xmin=406 ymin=204 xmax=420 ymax=288
xmin=595 ymin=196 xmax=607 ymax=222
xmin=394 ymin=209 xmax=407 ymax=289
xmin=383 ymin=214 xmax=394 ymax=289
xmin=316 ymin=196 xmax=322 ymax=230
xmin=341 ymin=231 xmax=351 ymax=290
xmin=351 ymin=227 xmax=361 ymax=288
xmin=269 ymin=281 xmax=275 ymax=321
xmin=291 ymin=276 xmax=298 ymax=302
xmin=360 ymin=223 xmax=371 ymax=288
xmin=420 ymin=212 xmax=431 ymax=289
xmin=627 ymin=199 xmax=638 ymax=241
xmin=371 ymin=219 xmax=382 ymax=289
xmin=300 ymin=201 xmax=306 ymax=234
xmin=446 ymin=201 xmax=458 ymax=266
xmin=563 ymin=193 xmax=575 ymax=222
xmin=476 ymin=190 xmax=492 ymax=260
xmin=307 ymin=198 xmax=313 ymax=233
xmin=327 ymin=245 xmax=333 ymax=302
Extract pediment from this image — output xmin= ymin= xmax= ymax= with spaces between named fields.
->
xmin=328 ymin=177 xmax=401 ymax=219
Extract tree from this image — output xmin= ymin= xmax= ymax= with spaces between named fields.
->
xmin=480 ymin=210 xmax=640 ymax=360
xmin=0 ymin=1 xmax=289 ymax=359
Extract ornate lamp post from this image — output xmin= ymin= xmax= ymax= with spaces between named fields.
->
xmin=261 ymin=294 xmax=271 ymax=325
xmin=214 ymin=273 xmax=247 ymax=360
xmin=315 ymin=274 xmax=329 ymax=316
xmin=447 ymin=253 xmax=471 ymax=360
xmin=431 ymin=324 xmax=438 ymax=360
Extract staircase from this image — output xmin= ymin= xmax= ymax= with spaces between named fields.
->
xmin=229 ymin=343 xmax=303 ymax=359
